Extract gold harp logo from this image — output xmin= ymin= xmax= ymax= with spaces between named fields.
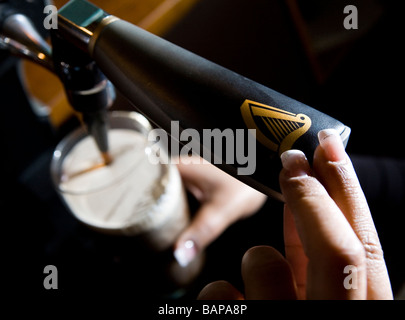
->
xmin=241 ymin=99 xmax=311 ymax=154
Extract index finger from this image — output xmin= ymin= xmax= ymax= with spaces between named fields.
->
xmin=313 ymin=129 xmax=392 ymax=299
xmin=279 ymin=150 xmax=367 ymax=299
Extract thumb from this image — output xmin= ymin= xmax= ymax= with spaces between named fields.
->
xmin=174 ymin=202 xmax=231 ymax=267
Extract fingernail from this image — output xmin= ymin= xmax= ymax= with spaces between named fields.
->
xmin=318 ymin=129 xmax=346 ymax=162
xmin=174 ymin=240 xmax=197 ymax=267
xmin=280 ymin=150 xmax=310 ymax=177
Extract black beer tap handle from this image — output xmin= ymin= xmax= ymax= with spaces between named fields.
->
xmin=55 ymin=0 xmax=350 ymax=199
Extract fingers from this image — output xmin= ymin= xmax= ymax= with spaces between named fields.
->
xmin=197 ymin=280 xmax=244 ymax=300
xmin=280 ymin=149 xmax=367 ymax=299
xmin=176 ymin=156 xmax=213 ymax=202
xmin=174 ymin=203 xmax=229 ymax=267
xmin=283 ymin=205 xmax=308 ymax=299
xmin=241 ymin=246 xmax=297 ymax=300
xmin=174 ymin=189 xmax=265 ymax=267
xmin=313 ymin=129 xmax=392 ymax=299
xmin=175 ymin=156 xmax=266 ymax=267
xmin=198 ymin=246 xmax=298 ymax=300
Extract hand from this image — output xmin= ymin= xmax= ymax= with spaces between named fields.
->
xmin=173 ymin=156 xmax=267 ymax=267
xmin=198 ymin=129 xmax=393 ymax=300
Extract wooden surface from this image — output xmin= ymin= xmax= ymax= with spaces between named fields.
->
xmin=22 ymin=0 xmax=198 ymax=127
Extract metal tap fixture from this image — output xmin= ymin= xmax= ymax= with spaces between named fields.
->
xmin=1 ymin=0 xmax=350 ymax=199
xmin=52 ymin=0 xmax=350 ymax=199
xmin=0 ymin=0 xmax=114 ymax=162
xmin=0 ymin=9 xmax=53 ymax=72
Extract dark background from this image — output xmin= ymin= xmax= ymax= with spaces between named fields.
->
xmin=2 ymin=0 xmax=404 ymax=299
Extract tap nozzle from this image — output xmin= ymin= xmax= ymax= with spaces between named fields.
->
xmin=0 ymin=5 xmax=53 ymax=72
xmin=51 ymin=23 xmax=115 ymax=161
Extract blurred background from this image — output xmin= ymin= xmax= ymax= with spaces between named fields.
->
xmin=2 ymin=0 xmax=404 ymax=299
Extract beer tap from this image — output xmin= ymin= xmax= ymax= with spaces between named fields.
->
xmin=0 ymin=6 xmax=53 ymax=72
xmin=53 ymin=0 xmax=350 ymax=199
xmin=0 ymin=1 xmax=114 ymax=164
xmin=50 ymin=24 xmax=114 ymax=164
xmin=2 ymin=0 xmax=351 ymax=199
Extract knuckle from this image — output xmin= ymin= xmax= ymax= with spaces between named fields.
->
xmin=329 ymin=241 xmax=366 ymax=270
xmin=362 ymin=237 xmax=385 ymax=262
xmin=195 ymin=213 xmax=225 ymax=239
xmin=285 ymin=175 xmax=329 ymax=200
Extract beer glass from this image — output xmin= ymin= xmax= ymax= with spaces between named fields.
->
xmin=51 ymin=111 xmax=203 ymax=296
